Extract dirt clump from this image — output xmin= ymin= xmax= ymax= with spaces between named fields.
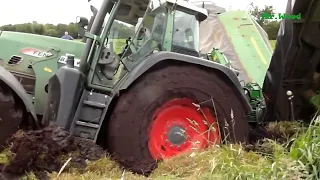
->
xmin=249 ymin=121 xmax=305 ymax=144
xmin=249 ymin=125 xmax=285 ymax=144
xmin=0 ymin=126 xmax=105 ymax=179
xmin=246 ymin=121 xmax=305 ymax=154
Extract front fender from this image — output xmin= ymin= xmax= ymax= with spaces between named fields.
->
xmin=0 ymin=66 xmax=38 ymax=124
xmin=116 ymin=51 xmax=252 ymax=112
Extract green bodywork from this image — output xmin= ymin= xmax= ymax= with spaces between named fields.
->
xmin=221 ymin=11 xmax=272 ymax=87
xmin=0 ymin=31 xmax=85 ymax=114
xmin=207 ymin=11 xmax=273 ymax=87
xmin=203 ymin=10 xmax=271 ymax=122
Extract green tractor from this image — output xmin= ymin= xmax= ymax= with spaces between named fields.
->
xmin=0 ymin=0 xmax=319 ymax=174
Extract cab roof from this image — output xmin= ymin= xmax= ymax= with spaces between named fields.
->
xmin=115 ymin=0 xmax=208 ymax=25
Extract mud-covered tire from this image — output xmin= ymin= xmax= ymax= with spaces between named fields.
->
xmin=0 ymin=80 xmax=25 ymax=150
xmin=107 ymin=64 xmax=249 ymax=174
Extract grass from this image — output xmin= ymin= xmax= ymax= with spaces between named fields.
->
xmin=269 ymin=40 xmax=276 ymax=50
xmin=75 ymin=38 xmax=126 ymax=54
xmin=0 ymin=148 xmax=14 ymax=165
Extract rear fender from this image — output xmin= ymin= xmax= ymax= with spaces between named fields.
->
xmin=116 ymin=51 xmax=252 ymax=112
xmin=0 ymin=66 xmax=38 ymax=124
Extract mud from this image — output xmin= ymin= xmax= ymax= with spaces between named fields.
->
xmin=249 ymin=125 xmax=285 ymax=144
xmin=245 ymin=122 xmax=302 ymax=154
xmin=0 ymin=126 xmax=105 ymax=180
xmin=0 ymin=122 xmax=304 ymax=179
xmin=250 ymin=121 xmax=304 ymax=144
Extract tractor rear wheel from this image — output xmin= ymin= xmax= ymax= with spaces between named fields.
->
xmin=0 ymin=81 xmax=25 ymax=150
xmin=107 ymin=64 xmax=249 ymax=174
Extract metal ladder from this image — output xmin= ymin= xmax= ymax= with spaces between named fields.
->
xmin=70 ymin=89 xmax=111 ymax=142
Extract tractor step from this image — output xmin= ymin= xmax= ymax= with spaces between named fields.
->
xmin=70 ymin=90 xmax=111 ymax=141
xmin=83 ymin=100 xmax=107 ymax=108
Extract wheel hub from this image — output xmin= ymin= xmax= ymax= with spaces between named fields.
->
xmin=148 ymin=98 xmax=221 ymax=160
xmin=167 ymin=125 xmax=187 ymax=145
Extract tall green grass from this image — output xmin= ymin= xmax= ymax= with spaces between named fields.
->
xmin=269 ymin=40 xmax=276 ymax=50
xmin=289 ymin=114 xmax=320 ymax=179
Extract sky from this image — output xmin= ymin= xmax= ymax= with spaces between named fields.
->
xmin=0 ymin=0 xmax=288 ymax=26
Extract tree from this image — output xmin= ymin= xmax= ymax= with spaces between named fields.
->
xmin=263 ymin=21 xmax=281 ymax=40
xmin=248 ymin=2 xmax=281 ymax=40
xmin=0 ymin=21 xmax=134 ymax=40
xmin=249 ymin=3 xmax=275 ymax=27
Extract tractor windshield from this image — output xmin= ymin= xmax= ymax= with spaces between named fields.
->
xmin=98 ymin=12 xmax=135 ymax=54
xmin=133 ymin=8 xmax=167 ymax=48
xmin=121 ymin=5 xmax=167 ymax=59
xmin=172 ymin=10 xmax=199 ymax=51
xmin=108 ymin=19 xmax=135 ymax=54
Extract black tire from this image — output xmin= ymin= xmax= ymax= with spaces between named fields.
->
xmin=107 ymin=64 xmax=249 ymax=174
xmin=0 ymin=81 xmax=25 ymax=150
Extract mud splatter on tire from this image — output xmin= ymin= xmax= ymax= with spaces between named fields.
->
xmin=107 ymin=64 xmax=249 ymax=175
xmin=0 ymin=81 xmax=25 ymax=151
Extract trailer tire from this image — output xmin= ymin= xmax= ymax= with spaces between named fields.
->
xmin=107 ymin=64 xmax=249 ymax=174
xmin=0 ymin=81 xmax=25 ymax=150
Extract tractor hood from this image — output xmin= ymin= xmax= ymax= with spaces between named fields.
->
xmin=0 ymin=31 xmax=85 ymax=77
xmin=196 ymin=2 xmax=273 ymax=87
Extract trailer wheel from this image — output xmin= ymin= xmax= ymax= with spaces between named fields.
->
xmin=0 ymin=81 xmax=25 ymax=150
xmin=107 ymin=64 xmax=249 ymax=174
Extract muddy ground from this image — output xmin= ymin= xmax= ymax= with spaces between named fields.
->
xmin=0 ymin=122 xmax=302 ymax=180
xmin=0 ymin=126 xmax=105 ymax=180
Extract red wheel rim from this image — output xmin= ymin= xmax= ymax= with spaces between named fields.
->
xmin=148 ymin=98 xmax=221 ymax=160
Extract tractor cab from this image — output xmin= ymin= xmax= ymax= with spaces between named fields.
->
xmin=122 ymin=0 xmax=207 ymax=59
xmin=76 ymin=0 xmax=208 ymax=89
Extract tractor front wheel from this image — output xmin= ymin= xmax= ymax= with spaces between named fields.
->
xmin=0 ymin=81 xmax=25 ymax=150
xmin=107 ymin=64 xmax=249 ymax=174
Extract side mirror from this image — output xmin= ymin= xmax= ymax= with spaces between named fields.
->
xmin=137 ymin=28 xmax=146 ymax=40
xmin=76 ymin=16 xmax=89 ymax=37
xmin=87 ymin=5 xmax=98 ymax=32
xmin=90 ymin=5 xmax=98 ymax=15
xmin=78 ymin=17 xmax=89 ymax=27
xmin=126 ymin=37 xmax=132 ymax=45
